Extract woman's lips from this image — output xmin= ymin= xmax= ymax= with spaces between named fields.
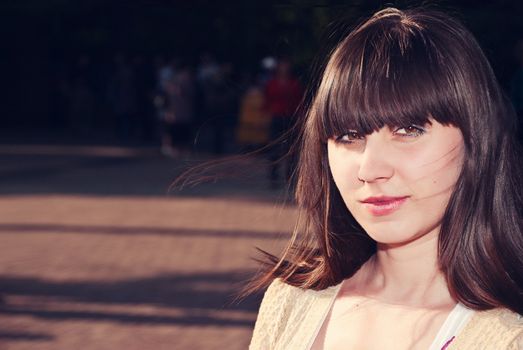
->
xmin=360 ymin=196 xmax=409 ymax=216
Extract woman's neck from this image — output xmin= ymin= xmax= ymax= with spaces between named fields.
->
xmin=350 ymin=229 xmax=454 ymax=309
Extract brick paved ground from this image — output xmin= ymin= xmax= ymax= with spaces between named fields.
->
xmin=0 ymin=146 xmax=296 ymax=350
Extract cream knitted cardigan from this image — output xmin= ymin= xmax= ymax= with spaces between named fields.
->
xmin=250 ymin=279 xmax=523 ymax=349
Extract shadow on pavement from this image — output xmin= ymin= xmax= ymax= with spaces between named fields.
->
xmin=0 ymin=151 xmax=292 ymax=201
xmin=0 ymin=223 xmax=288 ymax=240
xmin=2 ymin=308 xmax=255 ymax=328
xmin=0 ymin=331 xmax=55 ymax=341
xmin=0 ymin=271 xmax=264 ymax=328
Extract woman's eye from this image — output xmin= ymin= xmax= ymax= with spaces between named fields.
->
xmin=335 ymin=130 xmax=364 ymax=143
xmin=393 ymin=125 xmax=426 ymax=137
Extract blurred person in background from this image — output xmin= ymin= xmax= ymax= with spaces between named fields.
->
xmin=196 ymin=58 xmax=238 ymax=155
xmin=236 ymin=70 xmax=271 ymax=152
xmin=197 ymin=52 xmax=220 ymax=85
xmin=264 ymin=58 xmax=303 ymax=187
xmin=156 ymin=61 xmax=195 ymax=157
xmin=158 ymin=56 xmax=178 ymax=92
xmin=259 ymin=56 xmax=277 ymax=85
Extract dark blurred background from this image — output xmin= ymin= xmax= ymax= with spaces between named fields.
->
xmin=1 ymin=0 xmax=522 ymax=149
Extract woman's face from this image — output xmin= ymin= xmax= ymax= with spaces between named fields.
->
xmin=327 ymin=119 xmax=464 ymax=245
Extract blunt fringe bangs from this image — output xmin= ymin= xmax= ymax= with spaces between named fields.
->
xmin=313 ymin=8 xmax=509 ymax=146
xmin=248 ymin=7 xmax=523 ymax=315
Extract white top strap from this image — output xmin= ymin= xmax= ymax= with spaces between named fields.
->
xmin=428 ymin=303 xmax=475 ymax=350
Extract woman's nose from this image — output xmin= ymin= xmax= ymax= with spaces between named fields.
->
xmin=356 ymin=135 xmax=394 ymax=183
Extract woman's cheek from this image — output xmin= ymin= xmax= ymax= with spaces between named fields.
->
xmin=329 ymin=156 xmax=360 ymax=199
xmin=328 ymin=149 xmax=347 ymax=183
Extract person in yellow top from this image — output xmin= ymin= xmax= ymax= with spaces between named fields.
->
xmin=249 ymin=7 xmax=523 ymax=350
xmin=236 ymin=82 xmax=271 ymax=150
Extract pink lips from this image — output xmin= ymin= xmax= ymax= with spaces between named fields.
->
xmin=360 ymin=196 xmax=409 ymax=216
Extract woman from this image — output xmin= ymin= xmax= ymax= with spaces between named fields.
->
xmin=249 ymin=7 xmax=523 ymax=350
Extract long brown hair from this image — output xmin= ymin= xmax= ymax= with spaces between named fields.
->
xmin=250 ymin=7 xmax=523 ymax=314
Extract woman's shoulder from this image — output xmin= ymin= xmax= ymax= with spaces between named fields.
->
xmin=249 ymin=278 xmax=341 ymax=350
xmin=258 ymin=278 xmax=340 ymax=314
xmin=249 ymin=279 xmax=307 ymax=350
xmin=251 ymin=278 xmax=327 ymax=333
xmin=450 ymin=308 xmax=523 ymax=349
xmin=259 ymin=278 xmax=311 ymax=304
xmin=261 ymin=277 xmax=302 ymax=299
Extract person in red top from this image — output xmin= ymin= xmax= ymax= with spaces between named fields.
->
xmin=264 ymin=59 xmax=303 ymax=187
